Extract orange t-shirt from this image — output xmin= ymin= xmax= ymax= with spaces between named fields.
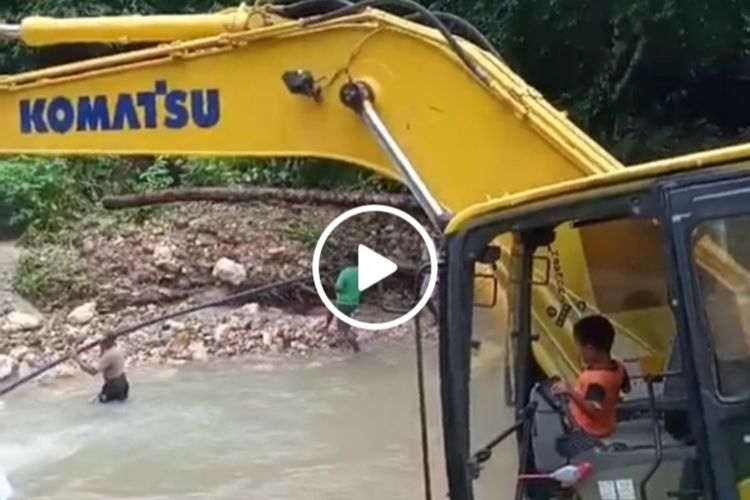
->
xmin=569 ymin=361 xmax=630 ymax=438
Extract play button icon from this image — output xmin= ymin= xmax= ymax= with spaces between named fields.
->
xmin=312 ymin=204 xmax=437 ymax=331
xmin=357 ymin=244 xmax=398 ymax=292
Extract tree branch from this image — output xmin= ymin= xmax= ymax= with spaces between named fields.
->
xmin=102 ymin=186 xmax=422 ymax=213
xmin=611 ymin=34 xmax=647 ymax=104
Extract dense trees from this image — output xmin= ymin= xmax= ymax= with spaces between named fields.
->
xmin=1 ymin=0 xmax=749 ymax=163
xmin=435 ymin=0 xmax=750 ymax=162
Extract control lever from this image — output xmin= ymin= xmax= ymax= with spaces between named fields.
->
xmin=468 ymin=403 xmax=537 ymax=479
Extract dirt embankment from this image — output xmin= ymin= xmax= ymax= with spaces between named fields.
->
xmin=0 ymin=201 xmax=437 ymax=382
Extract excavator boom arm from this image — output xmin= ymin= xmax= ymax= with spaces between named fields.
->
xmin=0 ymin=3 xmax=622 ymax=217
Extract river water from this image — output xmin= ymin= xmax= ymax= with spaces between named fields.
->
xmin=0 ymin=339 xmax=451 ymax=500
xmin=0 ymin=309 xmax=516 ymax=500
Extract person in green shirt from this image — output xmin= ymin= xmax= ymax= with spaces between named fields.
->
xmin=321 ymin=252 xmax=361 ymax=352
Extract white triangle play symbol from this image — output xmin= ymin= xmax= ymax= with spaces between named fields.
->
xmin=357 ymin=244 xmax=398 ymax=292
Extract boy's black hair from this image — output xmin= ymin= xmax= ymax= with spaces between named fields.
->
xmin=573 ymin=314 xmax=615 ymax=354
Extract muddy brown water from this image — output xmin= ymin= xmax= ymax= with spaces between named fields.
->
xmin=0 ymin=340 xmax=447 ymax=500
xmin=0 ymin=327 xmax=517 ymax=500
xmin=0 ymin=237 xmax=517 ymax=499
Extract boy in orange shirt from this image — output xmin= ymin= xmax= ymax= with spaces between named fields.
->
xmin=552 ymin=314 xmax=631 ymax=438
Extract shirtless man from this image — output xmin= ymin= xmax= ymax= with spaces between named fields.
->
xmin=71 ymin=333 xmax=129 ymax=403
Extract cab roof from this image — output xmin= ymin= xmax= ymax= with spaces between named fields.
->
xmin=446 ymin=142 xmax=750 ymax=234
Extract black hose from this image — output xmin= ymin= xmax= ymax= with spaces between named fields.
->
xmin=270 ymin=0 xmax=490 ymax=85
xmin=273 ymin=0 xmax=501 ymax=59
xmin=270 ymin=0 xmax=356 ymax=18
xmin=0 ymin=273 xmax=321 ymax=397
xmin=413 ymin=308 xmax=433 ymax=500
xmin=514 ymin=416 xmax=534 ymax=500
xmin=403 ymin=11 xmax=501 ymax=60
xmin=412 ymin=263 xmax=433 ymax=500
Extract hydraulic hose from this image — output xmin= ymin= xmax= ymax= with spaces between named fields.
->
xmin=271 ymin=0 xmax=491 ymax=85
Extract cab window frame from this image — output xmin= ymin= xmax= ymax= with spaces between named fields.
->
xmin=683 ymin=208 xmax=750 ymax=404
xmin=443 ymin=182 xmax=669 ymax=500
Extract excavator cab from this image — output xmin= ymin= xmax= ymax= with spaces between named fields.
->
xmin=439 ymin=162 xmax=750 ymax=500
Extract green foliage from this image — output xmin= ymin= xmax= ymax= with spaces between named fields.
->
xmin=136 ymin=160 xmax=174 ymax=192
xmin=179 ymin=157 xmax=403 ymax=191
xmin=13 ymin=244 xmax=92 ymax=304
xmin=0 ymin=155 xmax=404 ymax=237
xmin=0 ymin=156 xmax=138 ymax=233
xmin=280 ymin=217 xmax=326 ymax=252
xmin=428 ymin=0 xmax=750 ymax=162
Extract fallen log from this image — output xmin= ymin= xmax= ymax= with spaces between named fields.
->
xmin=102 ymin=186 xmax=422 ymax=212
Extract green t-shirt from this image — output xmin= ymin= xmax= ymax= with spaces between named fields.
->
xmin=335 ymin=266 xmax=360 ymax=306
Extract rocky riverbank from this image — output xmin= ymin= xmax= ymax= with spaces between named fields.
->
xmin=0 ymin=299 xmax=437 ymax=384
xmin=0 ymin=201 xmax=437 ymax=384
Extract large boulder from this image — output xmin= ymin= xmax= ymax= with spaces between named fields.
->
xmin=211 ymin=258 xmax=246 ymax=286
xmin=67 ymin=301 xmax=97 ymax=325
xmin=1 ymin=312 xmax=41 ymax=333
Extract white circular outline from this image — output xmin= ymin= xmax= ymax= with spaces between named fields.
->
xmin=312 ymin=204 xmax=437 ymax=331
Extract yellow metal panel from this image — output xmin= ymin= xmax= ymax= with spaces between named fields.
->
xmin=448 ymin=146 xmax=750 ymax=234
xmin=0 ymin=10 xmax=620 ymax=214
xmin=740 ymin=479 xmax=750 ymax=500
xmin=18 ymin=7 xmax=285 ymax=45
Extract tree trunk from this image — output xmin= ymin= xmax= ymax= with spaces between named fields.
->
xmin=102 ymin=187 xmax=422 ymax=212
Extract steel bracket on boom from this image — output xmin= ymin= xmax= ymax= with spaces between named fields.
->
xmin=338 ymin=81 xmax=449 ymax=230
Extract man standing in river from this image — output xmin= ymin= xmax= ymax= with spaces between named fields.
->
xmin=321 ymin=252 xmax=361 ymax=352
xmin=71 ymin=333 xmax=130 ymax=403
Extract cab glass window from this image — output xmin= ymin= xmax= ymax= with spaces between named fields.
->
xmin=469 ymin=231 xmax=522 ymax=499
xmin=530 ymin=217 xmax=674 ymax=388
xmin=692 ymin=214 xmax=750 ymax=399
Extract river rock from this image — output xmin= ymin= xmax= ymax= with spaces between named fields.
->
xmin=25 ymin=352 xmax=39 ymax=368
xmin=241 ymin=303 xmax=260 ymax=315
xmin=265 ymin=246 xmax=287 ymax=261
xmin=80 ymin=238 xmax=96 ymax=255
xmin=166 ymin=330 xmax=192 ymax=357
xmin=2 ymin=311 xmax=41 ymax=333
xmin=292 ymin=341 xmax=308 ymax=353
xmin=262 ymin=330 xmax=274 ymax=347
xmin=67 ymin=301 xmax=97 ymax=325
xmin=17 ymin=361 xmax=33 ymax=378
xmin=211 ymin=258 xmax=246 ymax=286
xmin=0 ymin=355 xmax=16 ymax=381
xmin=56 ymin=362 xmax=78 ymax=379
xmin=164 ymin=320 xmax=186 ymax=332
xmin=213 ymin=323 xmax=232 ymax=343
xmin=9 ymin=345 xmax=29 ymax=362
xmin=153 ymin=243 xmax=180 ymax=273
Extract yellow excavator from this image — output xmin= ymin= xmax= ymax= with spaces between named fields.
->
xmin=2 ymin=1 xmax=750 ymax=498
